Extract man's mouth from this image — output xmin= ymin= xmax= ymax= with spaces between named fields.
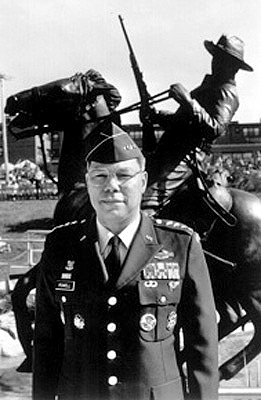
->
xmin=101 ymin=198 xmax=124 ymax=204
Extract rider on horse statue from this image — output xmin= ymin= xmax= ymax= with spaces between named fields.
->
xmin=141 ymin=34 xmax=253 ymax=213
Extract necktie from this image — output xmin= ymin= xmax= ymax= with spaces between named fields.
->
xmin=105 ymin=236 xmax=121 ymax=285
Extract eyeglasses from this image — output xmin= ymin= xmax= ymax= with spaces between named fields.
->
xmin=87 ymin=169 xmax=144 ymax=187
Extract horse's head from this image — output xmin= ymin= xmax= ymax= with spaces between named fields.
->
xmin=5 ymin=70 xmax=121 ymax=139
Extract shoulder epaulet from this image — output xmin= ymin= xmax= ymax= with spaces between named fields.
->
xmin=49 ymin=218 xmax=87 ymax=234
xmin=153 ymin=218 xmax=194 ymax=235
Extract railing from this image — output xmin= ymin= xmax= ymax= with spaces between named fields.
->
xmin=1 ymin=230 xmax=50 ymax=278
xmin=0 ymin=187 xmax=58 ymax=201
xmin=219 ymin=387 xmax=261 ymax=399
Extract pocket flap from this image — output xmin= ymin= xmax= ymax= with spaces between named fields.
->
xmin=138 ymin=280 xmax=181 ymax=305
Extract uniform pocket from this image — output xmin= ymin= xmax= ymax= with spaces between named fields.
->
xmin=138 ymin=281 xmax=180 ymax=342
xmin=150 ymin=377 xmax=184 ymax=400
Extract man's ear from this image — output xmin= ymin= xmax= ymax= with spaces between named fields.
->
xmin=141 ymin=171 xmax=148 ymax=193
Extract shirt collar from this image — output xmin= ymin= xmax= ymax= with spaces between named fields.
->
xmin=96 ymin=213 xmax=141 ymax=256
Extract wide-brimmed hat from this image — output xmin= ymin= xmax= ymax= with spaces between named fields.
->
xmin=204 ymin=34 xmax=253 ymax=71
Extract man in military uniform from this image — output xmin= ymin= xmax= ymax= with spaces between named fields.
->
xmin=33 ymin=121 xmax=218 ymax=400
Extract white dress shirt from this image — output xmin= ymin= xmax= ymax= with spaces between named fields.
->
xmin=96 ymin=214 xmax=141 ymax=265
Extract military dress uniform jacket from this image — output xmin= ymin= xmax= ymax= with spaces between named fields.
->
xmin=33 ymin=213 xmax=219 ymax=400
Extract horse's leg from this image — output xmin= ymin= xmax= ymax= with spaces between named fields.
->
xmin=219 ymin=289 xmax=261 ymax=380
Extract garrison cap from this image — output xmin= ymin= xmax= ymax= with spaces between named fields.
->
xmin=85 ymin=121 xmax=144 ymax=163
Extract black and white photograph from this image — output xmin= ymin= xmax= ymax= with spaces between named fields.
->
xmin=0 ymin=1 xmax=261 ymax=399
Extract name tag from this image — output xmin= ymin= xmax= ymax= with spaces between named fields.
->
xmin=55 ymin=280 xmax=75 ymax=291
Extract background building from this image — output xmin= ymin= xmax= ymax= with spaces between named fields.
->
xmin=0 ymin=121 xmax=261 ymax=173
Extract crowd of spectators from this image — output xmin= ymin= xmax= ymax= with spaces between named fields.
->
xmin=0 ymin=160 xmax=58 ymax=201
xmin=202 ymin=151 xmax=261 ymax=195
xmin=1 ymin=152 xmax=261 ymax=201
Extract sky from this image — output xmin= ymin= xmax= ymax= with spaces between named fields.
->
xmin=0 ymin=0 xmax=261 ymax=125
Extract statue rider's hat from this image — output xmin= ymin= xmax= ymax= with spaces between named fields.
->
xmin=85 ymin=121 xmax=144 ymax=164
xmin=204 ymin=34 xmax=253 ymax=71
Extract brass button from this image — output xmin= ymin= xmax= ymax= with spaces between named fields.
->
xmin=108 ymin=296 xmax=117 ymax=306
xmin=107 ymin=350 xmax=117 ymax=360
xmin=107 ymin=323 xmax=117 ymax=332
xmin=108 ymin=376 xmax=118 ymax=386
xmin=160 ymin=295 xmax=167 ymax=304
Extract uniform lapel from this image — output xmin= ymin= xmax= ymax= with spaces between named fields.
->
xmin=77 ymin=216 xmax=108 ymax=284
xmin=116 ymin=214 xmax=162 ymax=289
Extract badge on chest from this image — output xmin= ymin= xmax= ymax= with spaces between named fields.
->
xmin=142 ymin=248 xmax=180 ymax=291
xmin=55 ymin=259 xmax=76 ymax=292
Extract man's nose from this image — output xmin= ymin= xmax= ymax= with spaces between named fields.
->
xmin=103 ymin=175 xmax=120 ymax=191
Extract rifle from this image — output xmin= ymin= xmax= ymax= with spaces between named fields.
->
xmin=118 ymin=15 xmax=156 ymax=153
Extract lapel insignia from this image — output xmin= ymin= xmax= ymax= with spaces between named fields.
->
xmin=74 ymin=314 xmax=85 ymax=330
xmin=154 ymin=249 xmax=174 ymax=260
xmin=80 ymin=235 xmax=87 ymax=242
xmin=145 ymin=234 xmax=153 ymax=242
xmin=65 ymin=260 xmax=75 ymax=271
xmin=143 ymin=262 xmax=180 ymax=280
xmin=140 ymin=313 xmax=157 ymax=332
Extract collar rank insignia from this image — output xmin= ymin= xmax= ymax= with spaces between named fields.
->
xmin=143 ymin=262 xmax=180 ymax=280
xmin=65 ymin=260 xmax=75 ymax=271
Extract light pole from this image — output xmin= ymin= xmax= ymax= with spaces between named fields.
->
xmin=0 ymin=74 xmax=9 ymax=185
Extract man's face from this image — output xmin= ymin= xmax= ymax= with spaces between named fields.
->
xmin=86 ymin=159 xmax=148 ymax=231
xmin=211 ymin=52 xmax=240 ymax=76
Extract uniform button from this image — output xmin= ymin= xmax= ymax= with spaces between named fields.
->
xmin=107 ymin=350 xmax=117 ymax=360
xmin=108 ymin=376 xmax=118 ymax=386
xmin=108 ymin=296 xmax=117 ymax=306
xmin=160 ymin=295 xmax=167 ymax=303
xmin=61 ymin=296 xmax=67 ymax=303
xmin=107 ymin=322 xmax=117 ymax=332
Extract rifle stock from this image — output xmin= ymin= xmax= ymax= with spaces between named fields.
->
xmin=118 ymin=15 xmax=156 ymax=153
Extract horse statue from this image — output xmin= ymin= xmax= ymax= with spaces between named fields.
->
xmin=5 ymin=69 xmax=121 ymax=196
xmin=5 ymin=75 xmax=261 ymax=381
